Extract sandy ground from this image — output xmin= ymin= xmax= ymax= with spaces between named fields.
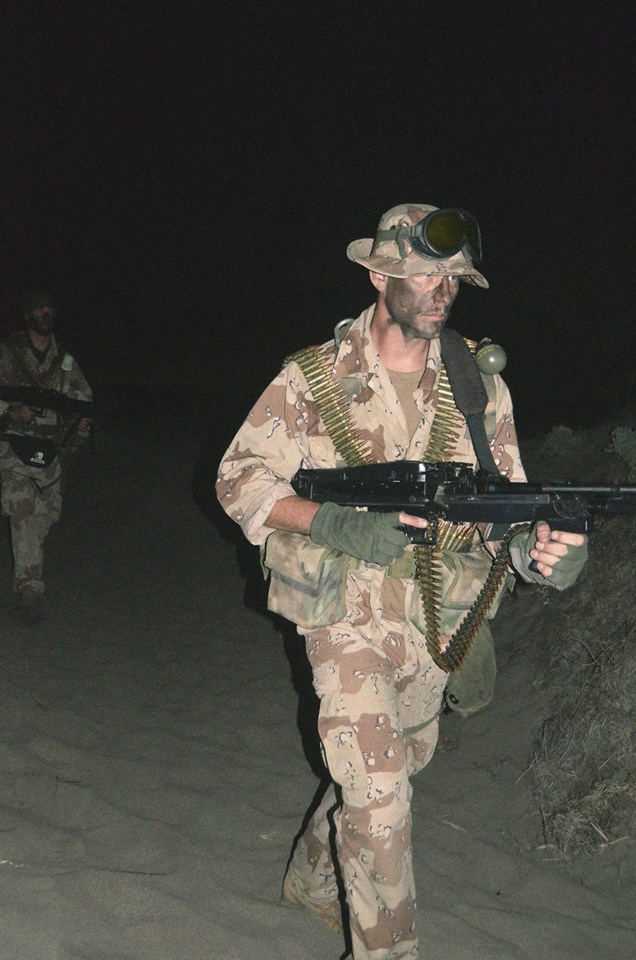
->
xmin=0 ymin=411 xmax=634 ymax=960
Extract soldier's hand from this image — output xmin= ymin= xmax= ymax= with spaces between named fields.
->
xmin=310 ymin=503 xmax=410 ymax=566
xmin=10 ymin=405 xmax=37 ymax=422
xmin=529 ymin=522 xmax=588 ymax=587
xmin=509 ymin=520 xmax=588 ymax=591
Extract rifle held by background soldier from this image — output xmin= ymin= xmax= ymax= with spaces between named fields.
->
xmin=0 ymin=384 xmax=94 ymax=419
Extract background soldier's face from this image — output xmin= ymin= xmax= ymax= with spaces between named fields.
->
xmin=27 ymin=306 xmax=57 ymax=336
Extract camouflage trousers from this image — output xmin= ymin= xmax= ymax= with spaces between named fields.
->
xmin=0 ymin=443 xmax=62 ymax=596
xmin=288 ymin=566 xmax=452 ymax=960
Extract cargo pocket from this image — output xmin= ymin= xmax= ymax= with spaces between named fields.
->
xmin=262 ymin=529 xmax=350 ymax=628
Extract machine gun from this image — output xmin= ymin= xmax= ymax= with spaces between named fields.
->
xmin=0 ymin=385 xmax=93 ymax=419
xmin=291 ymin=460 xmax=636 ymax=544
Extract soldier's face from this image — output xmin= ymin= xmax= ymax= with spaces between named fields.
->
xmin=381 ymin=273 xmax=459 ymax=341
xmin=27 ymin=307 xmax=56 ymax=336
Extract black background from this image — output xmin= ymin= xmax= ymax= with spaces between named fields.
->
xmin=1 ymin=1 xmax=634 ymax=440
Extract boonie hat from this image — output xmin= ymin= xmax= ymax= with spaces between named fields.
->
xmin=20 ymin=290 xmax=57 ymax=315
xmin=347 ymin=203 xmax=488 ymax=288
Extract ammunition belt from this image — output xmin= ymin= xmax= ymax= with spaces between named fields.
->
xmin=285 ymin=347 xmax=371 ymax=466
xmin=9 ymin=341 xmax=64 ymax=392
xmin=385 ymin=535 xmax=473 ymax=579
xmin=411 ymin=351 xmax=513 ymax=672
xmin=422 ymin=347 xmax=479 ymax=555
xmin=414 ymin=523 xmax=530 ymax=673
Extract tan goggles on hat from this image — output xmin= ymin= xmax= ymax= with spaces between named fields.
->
xmin=376 ymin=208 xmax=482 ymax=262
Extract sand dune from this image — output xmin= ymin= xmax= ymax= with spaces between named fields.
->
xmin=0 ymin=417 xmax=633 ymax=959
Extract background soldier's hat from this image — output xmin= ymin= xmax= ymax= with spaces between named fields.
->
xmin=346 ymin=203 xmax=489 ymax=287
xmin=20 ymin=290 xmax=57 ymax=315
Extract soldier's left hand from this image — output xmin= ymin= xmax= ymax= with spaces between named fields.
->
xmin=77 ymin=417 xmax=93 ymax=433
xmin=10 ymin=404 xmax=37 ymax=422
xmin=529 ymin=522 xmax=588 ymax=586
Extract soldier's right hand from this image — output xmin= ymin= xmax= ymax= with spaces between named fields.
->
xmin=10 ymin=405 xmax=37 ymax=422
xmin=310 ymin=502 xmax=411 ymax=566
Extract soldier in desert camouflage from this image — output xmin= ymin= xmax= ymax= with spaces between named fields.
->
xmin=216 ymin=204 xmax=587 ymax=960
xmin=0 ymin=291 xmax=93 ymax=622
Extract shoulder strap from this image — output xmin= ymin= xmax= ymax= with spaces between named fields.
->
xmin=439 ymin=328 xmax=500 ymax=475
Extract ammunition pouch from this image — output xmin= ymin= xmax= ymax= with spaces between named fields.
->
xmin=406 ymin=548 xmax=511 ymax=715
xmin=445 ymin=623 xmax=497 ymax=717
xmin=407 ymin=549 xmax=508 ymax=632
xmin=262 ymin=530 xmax=351 ymax=628
xmin=7 ymin=434 xmax=57 ymax=468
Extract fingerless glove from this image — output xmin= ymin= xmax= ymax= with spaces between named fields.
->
xmin=509 ymin=522 xmax=588 ymax=592
xmin=310 ymin=503 xmax=409 ymax=567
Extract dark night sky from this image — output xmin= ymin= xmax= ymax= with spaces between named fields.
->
xmin=1 ymin=1 xmax=634 ymax=438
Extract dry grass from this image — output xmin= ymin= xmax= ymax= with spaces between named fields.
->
xmin=520 ymin=421 xmax=636 ymax=861
xmin=525 ymin=512 xmax=636 ymax=860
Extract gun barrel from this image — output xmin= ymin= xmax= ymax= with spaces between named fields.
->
xmin=479 ymin=476 xmax=635 ymax=496
xmin=291 ymin=461 xmax=636 ymax=538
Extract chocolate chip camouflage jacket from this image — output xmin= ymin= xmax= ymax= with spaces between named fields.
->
xmin=216 ymin=306 xmax=527 ymax=627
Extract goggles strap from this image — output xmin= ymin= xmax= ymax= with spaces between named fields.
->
xmin=374 ymin=226 xmax=413 ymax=259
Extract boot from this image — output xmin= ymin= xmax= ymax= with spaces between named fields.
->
xmin=12 ymin=589 xmax=47 ymax=624
xmin=281 ymin=870 xmax=343 ymax=935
